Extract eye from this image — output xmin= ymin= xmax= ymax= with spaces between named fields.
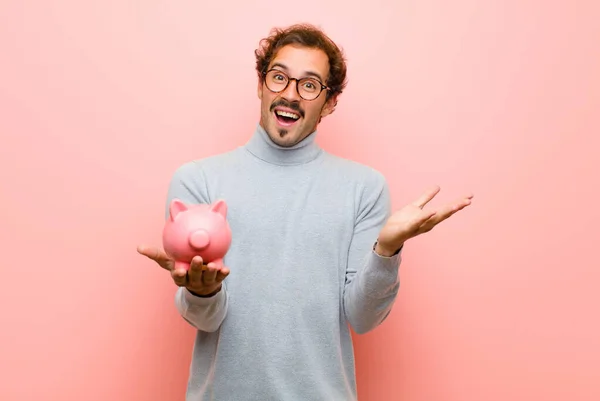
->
xmin=301 ymin=80 xmax=318 ymax=92
xmin=273 ymin=73 xmax=286 ymax=81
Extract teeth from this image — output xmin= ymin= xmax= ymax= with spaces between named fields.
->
xmin=276 ymin=110 xmax=299 ymax=119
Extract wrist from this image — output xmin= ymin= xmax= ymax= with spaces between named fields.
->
xmin=187 ymin=285 xmax=222 ymax=298
xmin=374 ymin=241 xmax=402 ymax=257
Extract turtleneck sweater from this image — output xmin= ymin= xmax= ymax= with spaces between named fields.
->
xmin=166 ymin=124 xmax=402 ymax=401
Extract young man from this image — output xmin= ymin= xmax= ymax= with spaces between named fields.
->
xmin=138 ymin=23 xmax=472 ymax=400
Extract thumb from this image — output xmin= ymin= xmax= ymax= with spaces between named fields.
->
xmin=137 ymin=245 xmax=173 ymax=270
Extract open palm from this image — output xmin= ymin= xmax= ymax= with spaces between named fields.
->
xmin=377 ymin=186 xmax=473 ymax=254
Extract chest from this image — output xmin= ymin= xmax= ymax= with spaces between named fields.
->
xmin=205 ymin=164 xmax=355 ymax=267
xmin=202 ymin=162 xmax=360 ymax=308
xmin=231 ymin=173 xmax=353 ymax=247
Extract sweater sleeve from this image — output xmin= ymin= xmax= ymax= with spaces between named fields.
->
xmin=166 ymin=162 xmax=229 ymax=332
xmin=343 ymin=172 xmax=402 ymax=334
xmin=174 ymin=286 xmax=229 ymax=332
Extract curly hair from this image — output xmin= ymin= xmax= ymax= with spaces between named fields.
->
xmin=255 ymin=23 xmax=348 ymax=101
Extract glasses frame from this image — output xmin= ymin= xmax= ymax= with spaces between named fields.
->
xmin=262 ymin=68 xmax=330 ymax=101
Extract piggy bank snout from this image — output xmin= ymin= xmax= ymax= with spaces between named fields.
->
xmin=189 ymin=229 xmax=210 ymax=249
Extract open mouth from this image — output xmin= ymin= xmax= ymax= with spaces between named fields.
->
xmin=274 ymin=109 xmax=300 ymax=127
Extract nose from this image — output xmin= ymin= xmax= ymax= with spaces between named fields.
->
xmin=189 ymin=229 xmax=210 ymax=250
xmin=281 ymin=79 xmax=301 ymax=101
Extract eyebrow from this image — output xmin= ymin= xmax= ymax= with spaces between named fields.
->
xmin=270 ymin=62 xmax=325 ymax=83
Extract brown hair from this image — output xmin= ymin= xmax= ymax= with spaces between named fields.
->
xmin=255 ymin=23 xmax=348 ymax=101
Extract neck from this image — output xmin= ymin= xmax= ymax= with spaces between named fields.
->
xmin=244 ymin=124 xmax=322 ymax=166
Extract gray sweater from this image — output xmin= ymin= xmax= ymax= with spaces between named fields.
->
xmin=167 ymin=124 xmax=402 ymax=400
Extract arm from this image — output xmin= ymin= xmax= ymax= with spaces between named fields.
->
xmin=167 ymin=162 xmax=229 ymax=332
xmin=344 ymin=179 xmax=474 ymax=334
xmin=343 ymin=174 xmax=402 ymax=335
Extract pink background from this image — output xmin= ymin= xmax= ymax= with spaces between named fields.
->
xmin=1 ymin=1 xmax=599 ymax=400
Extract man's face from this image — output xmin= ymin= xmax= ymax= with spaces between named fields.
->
xmin=257 ymin=44 xmax=335 ymax=147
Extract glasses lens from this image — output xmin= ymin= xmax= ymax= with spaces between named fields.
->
xmin=297 ymin=78 xmax=321 ymax=100
xmin=265 ymin=70 xmax=288 ymax=93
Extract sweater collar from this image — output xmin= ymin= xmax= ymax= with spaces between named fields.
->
xmin=244 ymin=123 xmax=322 ymax=165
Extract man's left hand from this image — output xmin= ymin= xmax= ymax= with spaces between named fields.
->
xmin=375 ymin=186 xmax=473 ymax=256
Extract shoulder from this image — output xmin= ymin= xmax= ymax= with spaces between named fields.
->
xmin=166 ymin=148 xmax=243 ymax=207
xmin=322 ymin=152 xmax=388 ymax=191
xmin=321 ymin=152 xmax=392 ymax=221
xmin=170 ymin=148 xmax=243 ymax=181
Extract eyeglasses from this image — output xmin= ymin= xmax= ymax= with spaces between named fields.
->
xmin=262 ymin=69 xmax=330 ymax=101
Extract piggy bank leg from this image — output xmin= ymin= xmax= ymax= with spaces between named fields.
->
xmin=211 ymin=258 xmax=224 ymax=269
xmin=174 ymin=261 xmax=191 ymax=271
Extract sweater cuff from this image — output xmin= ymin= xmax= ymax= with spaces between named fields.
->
xmin=183 ymin=286 xmax=225 ymax=306
xmin=360 ymin=246 xmax=402 ymax=297
xmin=373 ymin=240 xmax=403 ymax=258
xmin=370 ymin=245 xmax=402 ymax=269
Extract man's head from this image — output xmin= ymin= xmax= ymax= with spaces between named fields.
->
xmin=255 ymin=24 xmax=348 ymax=147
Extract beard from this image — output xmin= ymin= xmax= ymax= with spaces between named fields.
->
xmin=269 ymin=98 xmax=302 ymax=143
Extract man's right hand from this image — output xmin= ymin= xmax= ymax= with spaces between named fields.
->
xmin=137 ymin=245 xmax=230 ymax=297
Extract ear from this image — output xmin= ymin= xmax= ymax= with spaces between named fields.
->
xmin=320 ymin=96 xmax=337 ymax=118
xmin=169 ymin=199 xmax=188 ymax=221
xmin=257 ymin=78 xmax=263 ymax=100
xmin=210 ymin=199 xmax=228 ymax=218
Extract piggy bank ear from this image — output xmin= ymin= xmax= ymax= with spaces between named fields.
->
xmin=210 ymin=199 xmax=228 ymax=218
xmin=169 ymin=199 xmax=188 ymax=221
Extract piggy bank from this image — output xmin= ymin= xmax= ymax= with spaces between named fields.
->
xmin=162 ymin=198 xmax=232 ymax=271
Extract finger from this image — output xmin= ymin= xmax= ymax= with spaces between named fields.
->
xmin=443 ymin=197 xmax=473 ymax=216
xmin=215 ymin=267 xmax=230 ymax=282
xmin=418 ymin=197 xmax=472 ymax=233
xmin=188 ymin=256 xmax=205 ymax=284
xmin=413 ymin=210 xmax=437 ymax=227
xmin=136 ymin=244 xmax=162 ymax=261
xmin=137 ymin=245 xmax=173 ymax=270
xmin=459 ymin=196 xmax=473 ymax=208
xmin=171 ymin=268 xmax=188 ymax=287
xmin=426 ymin=206 xmax=456 ymax=227
xmin=412 ymin=185 xmax=441 ymax=209
xmin=202 ymin=263 xmax=219 ymax=284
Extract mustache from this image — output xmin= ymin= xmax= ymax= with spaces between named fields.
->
xmin=270 ymin=99 xmax=305 ymax=118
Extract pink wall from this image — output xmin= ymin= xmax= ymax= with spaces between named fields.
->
xmin=1 ymin=1 xmax=598 ymax=400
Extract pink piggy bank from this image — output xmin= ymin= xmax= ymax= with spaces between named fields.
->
xmin=162 ymin=198 xmax=232 ymax=271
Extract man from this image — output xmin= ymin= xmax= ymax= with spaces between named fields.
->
xmin=138 ymin=23 xmax=472 ymax=400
